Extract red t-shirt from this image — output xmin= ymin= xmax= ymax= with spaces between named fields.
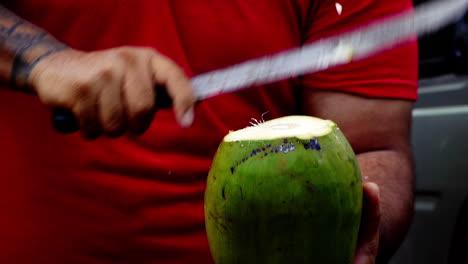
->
xmin=0 ymin=0 xmax=417 ymax=263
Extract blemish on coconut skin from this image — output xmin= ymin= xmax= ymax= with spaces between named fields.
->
xmin=303 ymin=138 xmax=321 ymax=151
xmin=271 ymin=143 xmax=296 ymax=154
xmin=310 ymin=138 xmax=321 ymax=150
xmin=273 ymin=146 xmax=281 ymax=153
xmin=232 ymin=141 xmax=298 ymax=173
xmin=288 ymin=143 xmax=296 ymax=152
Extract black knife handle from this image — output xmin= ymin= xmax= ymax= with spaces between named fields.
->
xmin=52 ymin=109 xmax=79 ymax=134
xmin=51 ymin=86 xmax=176 ymax=134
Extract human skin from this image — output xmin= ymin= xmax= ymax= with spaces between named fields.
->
xmin=0 ymin=4 xmax=412 ymax=263
xmin=0 ymin=4 xmax=196 ymax=139
xmin=303 ymin=90 xmax=414 ymax=263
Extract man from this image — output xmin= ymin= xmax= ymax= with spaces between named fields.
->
xmin=0 ymin=0 xmax=417 ymax=263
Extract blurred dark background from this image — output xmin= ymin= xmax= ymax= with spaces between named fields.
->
xmin=416 ymin=0 xmax=468 ymax=77
xmin=390 ymin=1 xmax=468 ymax=263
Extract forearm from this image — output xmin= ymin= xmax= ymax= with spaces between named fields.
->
xmin=357 ymin=148 xmax=414 ymax=263
xmin=0 ymin=5 xmax=68 ymax=89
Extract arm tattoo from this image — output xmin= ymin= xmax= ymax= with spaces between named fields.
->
xmin=0 ymin=5 xmax=69 ymax=88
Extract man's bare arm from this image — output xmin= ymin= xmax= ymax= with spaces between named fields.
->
xmin=0 ymin=4 xmax=68 ymax=89
xmin=302 ymin=89 xmax=414 ymax=263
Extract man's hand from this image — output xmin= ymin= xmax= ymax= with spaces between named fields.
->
xmin=303 ymin=90 xmax=414 ymax=262
xmin=354 ymin=182 xmax=381 ymax=264
xmin=0 ymin=5 xmax=195 ymax=138
xmin=29 ymin=47 xmax=196 ymax=139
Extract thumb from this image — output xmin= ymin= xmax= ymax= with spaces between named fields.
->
xmin=151 ymin=52 xmax=196 ymax=127
xmin=353 ymin=182 xmax=381 ymax=264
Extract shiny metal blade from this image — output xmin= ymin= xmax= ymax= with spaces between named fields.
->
xmin=192 ymin=0 xmax=468 ymax=100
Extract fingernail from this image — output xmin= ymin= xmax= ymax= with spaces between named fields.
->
xmin=366 ymin=182 xmax=380 ymax=194
xmin=180 ymin=108 xmax=194 ymax=128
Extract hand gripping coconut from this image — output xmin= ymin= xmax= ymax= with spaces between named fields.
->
xmin=205 ymin=116 xmax=362 ymax=264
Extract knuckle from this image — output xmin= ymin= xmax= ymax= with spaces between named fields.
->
xmin=131 ymin=101 xmax=154 ymax=119
xmin=116 ymin=48 xmax=139 ymax=66
xmin=39 ymin=90 xmax=72 ymax=108
xmin=170 ymin=67 xmax=186 ymax=79
xmin=37 ymin=83 xmax=78 ymax=108
xmin=73 ymin=81 xmax=94 ymax=99
xmin=167 ymin=65 xmax=189 ymax=84
xmin=78 ymin=66 xmax=121 ymax=90
xmin=95 ymin=66 xmax=117 ymax=83
xmin=70 ymin=104 xmax=87 ymax=123
xmin=40 ymin=82 xmax=89 ymax=111
xmin=139 ymin=47 xmax=157 ymax=56
xmin=161 ymin=68 xmax=185 ymax=87
xmin=103 ymin=111 xmax=127 ymax=137
xmin=114 ymin=46 xmax=133 ymax=55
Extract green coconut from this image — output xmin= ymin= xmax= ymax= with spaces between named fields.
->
xmin=205 ymin=115 xmax=362 ymax=264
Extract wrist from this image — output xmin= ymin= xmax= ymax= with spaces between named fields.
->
xmin=12 ymin=40 xmax=69 ymax=89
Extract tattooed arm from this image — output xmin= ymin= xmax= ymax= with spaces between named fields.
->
xmin=0 ymin=4 xmax=195 ymax=138
xmin=0 ymin=5 xmax=67 ymax=88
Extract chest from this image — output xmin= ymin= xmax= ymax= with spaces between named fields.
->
xmin=7 ymin=0 xmax=309 ymax=74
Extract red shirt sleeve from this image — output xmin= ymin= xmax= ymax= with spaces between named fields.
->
xmin=301 ymin=0 xmax=419 ymax=100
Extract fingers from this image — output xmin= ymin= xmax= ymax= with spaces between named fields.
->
xmin=72 ymin=84 xmax=101 ymax=140
xmin=97 ymin=67 xmax=127 ymax=137
xmin=353 ymin=182 xmax=381 ymax=264
xmin=98 ymin=86 xmax=127 ymax=137
xmin=151 ymin=52 xmax=196 ymax=127
xmin=361 ymin=182 xmax=381 ymax=241
xmin=78 ymin=49 xmax=194 ymax=138
xmin=122 ymin=60 xmax=156 ymax=134
xmin=34 ymin=47 xmax=195 ymax=139
xmin=74 ymin=62 xmax=129 ymax=139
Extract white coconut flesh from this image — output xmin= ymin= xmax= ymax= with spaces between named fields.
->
xmin=224 ymin=116 xmax=335 ymax=142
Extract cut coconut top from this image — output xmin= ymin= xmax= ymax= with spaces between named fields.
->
xmin=224 ymin=116 xmax=335 ymax=142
